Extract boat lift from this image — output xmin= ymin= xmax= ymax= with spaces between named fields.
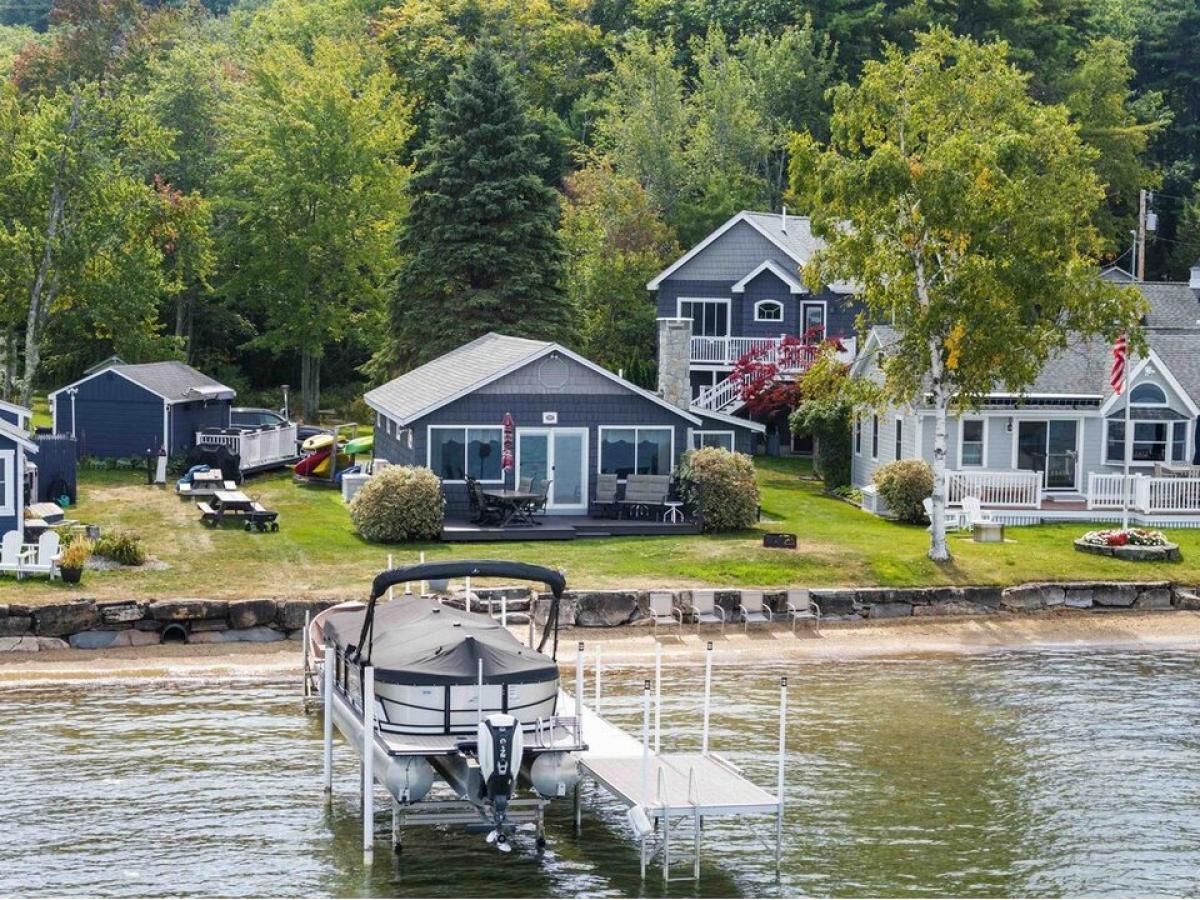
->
xmin=305 ymin=602 xmax=787 ymax=884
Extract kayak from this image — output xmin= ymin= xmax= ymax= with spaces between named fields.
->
xmin=313 ymin=452 xmax=351 ymax=477
xmin=301 ymin=433 xmax=335 ymax=452
xmin=344 ymin=435 xmax=374 ymax=455
xmin=294 ymin=448 xmax=330 ymax=476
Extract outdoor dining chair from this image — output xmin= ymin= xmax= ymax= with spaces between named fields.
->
xmin=522 ymin=479 xmax=551 ymax=522
xmin=592 ymin=473 xmax=619 ymax=518
xmin=518 ymin=476 xmax=533 ymax=493
xmin=785 ymin=589 xmax=821 ymax=632
xmin=738 ymin=590 xmax=772 ymax=631
xmin=649 ymin=591 xmax=683 ymax=635
xmin=684 ymin=589 xmax=726 ymax=633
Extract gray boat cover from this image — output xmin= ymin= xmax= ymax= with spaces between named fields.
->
xmin=324 ymin=598 xmax=558 ymax=686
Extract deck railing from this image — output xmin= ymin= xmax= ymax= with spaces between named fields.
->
xmin=1087 ymin=472 xmax=1200 ymax=513
xmin=947 ymin=469 xmax=1042 ymax=508
xmin=196 ymin=424 xmax=297 ymax=470
xmin=690 ymin=336 xmax=789 ymax=366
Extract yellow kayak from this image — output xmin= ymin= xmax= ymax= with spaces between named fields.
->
xmin=301 ymin=433 xmax=334 ymax=452
xmin=313 ymin=452 xmax=351 ymax=476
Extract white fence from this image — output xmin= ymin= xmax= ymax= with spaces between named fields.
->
xmin=196 ymin=424 xmax=298 ymax=471
xmin=690 ymin=336 xmax=786 ymax=366
xmin=947 ymin=469 xmax=1042 ymax=508
xmin=1089 ymin=472 xmax=1200 ymax=513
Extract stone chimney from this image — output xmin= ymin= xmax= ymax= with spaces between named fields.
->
xmin=657 ymin=317 xmax=693 ymax=411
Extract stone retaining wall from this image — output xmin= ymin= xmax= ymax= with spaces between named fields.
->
xmin=3 ymin=583 xmax=1200 ymax=652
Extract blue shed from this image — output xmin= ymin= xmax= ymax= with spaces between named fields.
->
xmin=49 ymin=361 xmax=235 ymax=458
xmin=0 ymin=415 xmax=37 ymax=538
xmin=365 ymin=333 xmax=762 ymax=520
xmin=0 ymin=399 xmax=31 ymax=431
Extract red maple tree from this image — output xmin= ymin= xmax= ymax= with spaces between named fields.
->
xmin=729 ymin=329 xmax=845 ymax=417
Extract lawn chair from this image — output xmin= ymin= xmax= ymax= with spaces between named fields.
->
xmin=592 ymin=473 xmax=619 ymax=518
xmin=785 ymin=589 xmax=821 ymax=632
xmin=923 ymin=497 xmax=965 ymax=530
xmin=0 ymin=530 xmax=23 ymax=578
xmin=684 ymin=589 xmax=726 ymax=633
xmin=649 ymin=591 xmax=682 ymax=635
xmin=960 ymin=496 xmax=994 ymax=529
xmin=21 ymin=531 xmax=62 ymax=580
xmin=738 ymin=590 xmax=772 ymax=631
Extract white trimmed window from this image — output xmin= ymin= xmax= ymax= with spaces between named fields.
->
xmin=428 ymin=426 xmax=503 ymax=482
xmin=599 ymin=427 xmax=673 ymax=479
xmin=0 ymin=449 xmax=13 ymax=516
xmin=801 ymin=301 xmax=826 ymax=340
xmin=678 ymin=299 xmax=729 ymax=337
xmin=854 ymin=417 xmax=862 ymax=455
xmin=871 ymin=414 xmax=879 ymax=459
xmin=960 ymin=419 xmax=985 ymax=467
xmin=692 ymin=430 xmax=735 ymax=451
xmin=894 ymin=418 xmax=903 ymax=461
xmin=754 ymin=300 xmax=784 ymax=322
xmin=1105 ymin=419 xmax=1190 ymax=464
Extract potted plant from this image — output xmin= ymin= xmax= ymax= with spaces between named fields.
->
xmin=59 ymin=537 xmax=93 ymax=584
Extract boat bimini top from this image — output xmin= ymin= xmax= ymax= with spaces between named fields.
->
xmin=329 ymin=560 xmax=568 ymax=678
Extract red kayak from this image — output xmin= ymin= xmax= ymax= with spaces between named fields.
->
xmin=294 ymin=447 xmax=331 ymax=476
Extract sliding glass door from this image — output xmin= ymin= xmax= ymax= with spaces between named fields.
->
xmin=1016 ymin=420 xmax=1079 ymax=490
xmin=516 ymin=428 xmax=588 ymax=513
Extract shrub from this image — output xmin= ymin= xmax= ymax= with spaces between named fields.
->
xmin=95 ymin=530 xmax=147 ymax=566
xmin=873 ymin=459 xmax=933 ymax=524
xmin=350 ymin=465 xmax=445 ymax=542
xmin=60 ymin=537 xmax=93 ymax=570
xmin=1081 ymin=528 xmax=1168 ymax=547
xmin=676 ymin=447 xmax=759 ymax=533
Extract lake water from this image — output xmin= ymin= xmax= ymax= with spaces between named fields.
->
xmin=3 ymin=649 xmax=1200 ymax=897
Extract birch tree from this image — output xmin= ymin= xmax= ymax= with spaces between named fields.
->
xmin=790 ymin=29 xmax=1144 ymax=562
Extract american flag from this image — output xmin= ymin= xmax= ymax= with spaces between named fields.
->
xmin=1111 ymin=333 xmax=1127 ymax=394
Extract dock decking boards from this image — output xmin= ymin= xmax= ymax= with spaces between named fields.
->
xmin=441 ymin=516 xmax=700 ymax=542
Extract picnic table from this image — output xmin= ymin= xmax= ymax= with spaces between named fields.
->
xmin=197 ymin=490 xmax=279 ymax=531
xmin=481 ymin=488 xmax=539 ymax=526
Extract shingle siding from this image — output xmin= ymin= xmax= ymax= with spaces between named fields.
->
xmin=0 ymin=435 xmax=21 ymax=535
xmin=170 ymin=400 xmax=231 ymax=455
xmin=672 ymin=220 xmax=797 ymax=282
xmin=54 ymin=371 xmax=164 ymax=458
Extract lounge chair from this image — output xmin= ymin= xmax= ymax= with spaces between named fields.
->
xmin=785 ymin=589 xmax=821 ymax=632
xmin=619 ymin=474 xmax=671 ymax=519
xmin=21 ymin=531 xmax=62 ymax=580
xmin=684 ymin=589 xmax=726 ymax=632
xmin=738 ymin=590 xmax=772 ymax=631
xmin=592 ymin=473 xmax=619 ymax=518
xmin=923 ymin=497 xmax=965 ymax=530
xmin=960 ymin=496 xmax=994 ymax=529
xmin=0 ymin=530 xmax=23 ymax=578
xmin=649 ymin=592 xmax=682 ymax=635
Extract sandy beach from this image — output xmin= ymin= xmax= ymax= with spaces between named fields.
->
xmin=3 ymin=609 xmax=1199 ymax=683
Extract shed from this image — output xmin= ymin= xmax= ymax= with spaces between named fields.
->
xmin=0 ymin=399 xmax=31 ymax=431
xmin=49 ymin=361 xmax=236 ymax=458
xmin=0 ymin=417 xmax=37 ymax=538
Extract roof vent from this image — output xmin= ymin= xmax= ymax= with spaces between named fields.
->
xmin=781 ymin=205 xmax=787 ymax=233
xmin=1190 ymin=263 xmax=1200 ymax=291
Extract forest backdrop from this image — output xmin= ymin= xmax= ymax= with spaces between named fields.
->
xmin=1 ymin=0 xmax=1197 ymax=418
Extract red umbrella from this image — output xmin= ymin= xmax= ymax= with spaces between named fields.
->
xmin=501 ymin=412 xmax=515 ymax=472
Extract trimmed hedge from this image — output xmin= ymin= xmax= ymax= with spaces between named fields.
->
xmin=350 ymin=466 xmax=445 ymax=542
xmin=873 ymin=458 xmax=933 ymax=524
xmin=677 ymin=447 xmax=759 ymax=533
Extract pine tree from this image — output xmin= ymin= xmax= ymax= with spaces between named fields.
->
xmin=386 ymin=45 xmax=571 ymax=370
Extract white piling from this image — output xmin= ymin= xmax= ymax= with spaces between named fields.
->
xmin=501 ymin=596 xmax=508 ymax=629
xmin=775 ymin=675 xmax=787 ymax=876
xmin=322 ymin=641 xmax=334 ymax=795
xmin=362 ymin=665 xmax=376 ymax=857
xmin=594 ymin=646 xmax=602 ymax=715
xmin=702 ymin=641 xmax=713 ymax=754
xmin=654 ymin=642 xmax=662 ymax=754
xmin=419 ymin=551 xmax=426 ymax=596
xmin=302 ymin=611 xmax=311 ymax=702
xmin=477 ymin=658 xmax=485 ymax=722
xmin=640 ymin=679 xmax=651 ymax=807
xmin=575 ymin=642 xmax=584 ymax=711
xmin=465 ymin=576 xmax=471 ymax=613
xmin=387 ymin=554 xmax=394 ymax=601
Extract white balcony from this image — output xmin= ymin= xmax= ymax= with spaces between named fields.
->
xmin=690 ymin=335 xmax=856 ymax=368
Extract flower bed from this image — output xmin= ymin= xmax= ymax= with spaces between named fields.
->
xmin=1074 ymin=529 xmax=1181 ymax=562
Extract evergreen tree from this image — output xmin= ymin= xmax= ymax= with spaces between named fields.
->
xmin=386 ymin=45 xmax=570 ymax=370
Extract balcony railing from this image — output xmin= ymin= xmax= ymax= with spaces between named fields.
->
xmin=947 ymin=469 xmax=1042 ymax=508
xmin=1088 ymin=472 xmax=1200 ymax=513
xmin=196 ymin=424 xmax=298 ymax=471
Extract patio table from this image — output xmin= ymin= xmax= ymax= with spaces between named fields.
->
xmin=481 ymin=489 xmax=539 ymax=526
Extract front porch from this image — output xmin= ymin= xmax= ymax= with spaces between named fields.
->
xmin=441 ymin=514 xmax=701 ymax=542
xmin=945 ymin=469 xmax=1200 ymax=528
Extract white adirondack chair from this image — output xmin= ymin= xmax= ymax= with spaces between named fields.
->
xmin=22 ymin=531 xmax=62 ymax=580
xmin=960 ymin=497 xmax=995 ymax=529
xmin=0 ymin=530 xmax=23 ymax=577
xmin=923 ymin=497 xmax=965 ymax=530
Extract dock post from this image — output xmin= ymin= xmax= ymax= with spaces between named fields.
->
xmin=419 ymin=551 xmax=426 ymax=596
xmin=595 ymin=646 xmax=602 ymax=715
xmin=640 ymin=678 xmax=651 ymax=881
xmin=775 ymin=675 xmax=787 ymax=877
xmin=322 ymin=641 xmax=334 ymax=796
xmin=477 ymin=658 xmax=484 ymax=722
xmin=527 ymin=608 xmax=535 ymax=648
xmin=654 ymin=641 xmax=662 ymax=754
xmin=575 ymin=642 xmax=584 ymax=712
xmin=501 ymin=596 xmax=508 ymax=628
xmin=387 ymin=554 xmax=394 ymax=601
xmin=465 ymin=576 xmax=471 ymax=613
xmin=391 ymin=797 xmax=402 ymax=855
xmin=573 ymin=781 xmax=582 ymax=835
xmin=302 ymin=611 xmax=312 ymax=706
xmin=363 ymin=664 xmax=376 ymax=859
xmin=701 ymin=641 xmax=713 ymax=754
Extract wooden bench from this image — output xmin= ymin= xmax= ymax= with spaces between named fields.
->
xmin=196 ymin=502 xmax=218 ymax=526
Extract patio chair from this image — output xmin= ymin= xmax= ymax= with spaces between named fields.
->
xmin=21 ymin=531 xmax=62 ymax=580
xmin=785 ymin=589 xmax=821 ymax=632
xmin=923 ymin=497 xmax=965 ymax=530
xmin=960 ymin=496 xmax=994 ymax=529
xmin=0 ymin=530 xmax=23 ymax=578
xmin=649 ymin=592 xmax=683 ymax=635
xmin=684 ymin=589 xmax=726 ymax=632
xmin=522 ymin=479 xmax=551 ymax=522
xmin=619 ymin=474 xmax=671 ymax=519
xmin=466 ymin=476 xmax=503 ymax=525
xmin=591 ymin=473 xmax=619 ymax=518
xmin=518 ymin=476 xmax=533 ymax=493
xmin=738 ymin=590 xmax=772 ymax=631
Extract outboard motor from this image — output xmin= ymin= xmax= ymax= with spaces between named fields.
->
xmin=477 ymin=713 xmax=524 ymax=850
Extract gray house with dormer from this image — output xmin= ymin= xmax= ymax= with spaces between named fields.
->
xmin=647 ymin=210 xmax=863 ymax=451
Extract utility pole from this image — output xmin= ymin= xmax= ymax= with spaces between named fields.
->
xmin=1136 ymin=188 xmax=1147 ymax=282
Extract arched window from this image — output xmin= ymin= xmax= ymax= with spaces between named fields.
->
xmin=1130 ymin=383 xmax=1166 ymax=405
xmin=754 ymin=300 xmax=784 ymax=322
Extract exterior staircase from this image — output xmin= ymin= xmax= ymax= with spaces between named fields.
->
xmin=691 ymin=336 xmax=856 ymax=415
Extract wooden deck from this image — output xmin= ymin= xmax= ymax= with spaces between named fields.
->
xmin=442 ymin=515 xmax=700 ymax=542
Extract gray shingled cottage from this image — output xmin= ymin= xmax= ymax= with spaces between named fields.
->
xmin=364 ymin=332 xmax=761 ymax=519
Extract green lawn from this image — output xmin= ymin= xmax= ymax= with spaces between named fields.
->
xmin=9 ymin=456 xmax=1200 ymax=604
